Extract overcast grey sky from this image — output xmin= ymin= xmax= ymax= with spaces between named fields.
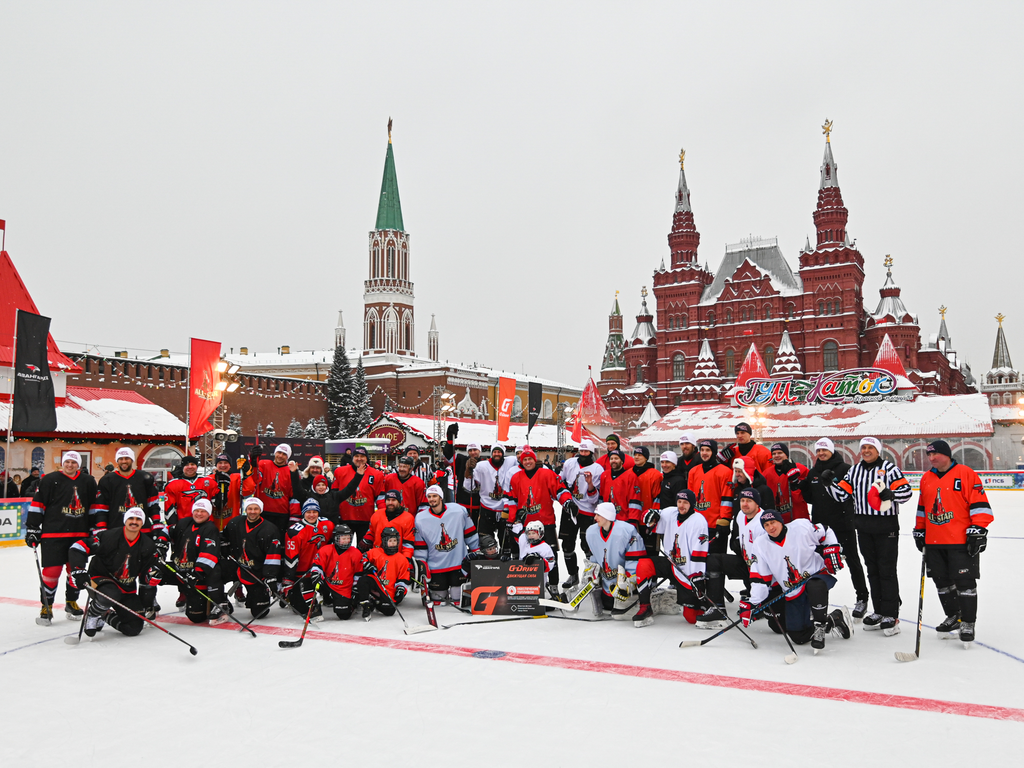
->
xmin=1 ymin=2 xmax=1021 ymax=386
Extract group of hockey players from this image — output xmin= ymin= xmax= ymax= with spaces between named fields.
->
xmin=24 ymin=420 xmax=993 ymax=654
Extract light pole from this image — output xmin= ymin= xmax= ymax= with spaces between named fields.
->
xmin=745 ymin=405 xmax=769 ymax=442
xmin=433 ymin=386 xmax=456 ymax=466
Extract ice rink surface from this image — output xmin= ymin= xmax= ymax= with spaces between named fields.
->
xmin=2 ymin=491 xmax=1021 ymax=767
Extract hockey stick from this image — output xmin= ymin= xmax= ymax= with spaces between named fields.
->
xmin=680 ymin=569 xmax=826 ymax=649
xmin=680 ymin=571 xmax=758 ymax=649
xmin=441 ymin=614 xmax=549 ymax=630
xmin=368 ymin=570 xmax=436 ymax=635
xmin=895 ymin=547 xmax=927 ymax=663
xmin=279 ymin=583 xmax=319 ymax=648
xmin=82 ymin=585 xmax=198 ymax=655
xmin=162 ymin=562 xmax=257 ymax=638
xmin=64 ymin=593 xmax=91 ymax=646
xmin=32 ymin=547 xmax=53 ymax=626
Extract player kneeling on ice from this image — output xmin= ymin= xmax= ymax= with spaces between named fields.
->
xmin=220 ymin=497 xmax=282 ymax=620
xmin=584 ymin=502 xmax=645 ymax=621
xmin=283 ymin=498 xmax=334 ymax=613
xmin=741 ymin=510 xmax=852 ymax=654
xmin=519 ymin=520 xmax=559 ymax=602
xmin=355 ymin=527 xmax=411 ymax=621
xmin=163 ymin=499 xmax=232 ymax=624
xmin=635 ymin=490 xmax=724 ymax=629
xmin=68 ymin=508 xmax=163 ymax=637
xmin=414 ymin=485 xmax=480 ymax=606
xmin=302 ymin=523 xmax=363 ymax=620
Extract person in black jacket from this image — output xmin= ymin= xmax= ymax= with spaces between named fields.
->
xmin=800 ymin=437 xmax=869 ymax=619
xmin=657 ymin=451 xmax=689 ymax=525
xmin=20 ymin=467 xmax=41 ymax=497
xmin=730 ymin=455 xmax=775 ymax=513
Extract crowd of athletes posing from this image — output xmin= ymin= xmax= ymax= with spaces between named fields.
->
xmin=24 ymin=421 xmax=993 ymax=652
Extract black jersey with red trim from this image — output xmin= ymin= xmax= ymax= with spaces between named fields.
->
xmin=94 ymin=469 xmax=163 ymax=533
xmin=69 ymin=527 xmax=162 ymax=594
xmin=168 ymin=517 xmax=222 ymax=578
xmin=27 ymin=470 xmax=99 ymax=540
xmin=220 ymin=515 xmax=282 ymax=583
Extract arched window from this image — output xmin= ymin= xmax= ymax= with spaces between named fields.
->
xmin=787 ymin=304 xmax=795 ymax=319
xmin=672 ymin=353 xmax=686 ymax=381
xmin=402 ymin=246 xmax=408 ymax=279
xmin=635 ymin=364 xmax=644 ymax=384
xmin=1004 ymin=392 xmax=1014 ymax=405
xmin=31 ymin=447 xmax=45 ymax=469
xmin=726 ymin=310 xmax=733 ymax=324
xmin=954 ymin=445 xmax=986 ymax=471
xmin=681 ymin=315 xmax=688 ymax=329
xmin=365 ymin=308 xmax=379 ymax=349
xmin=383 ymin=307 xmax=399 ymax=354
xmin=826 ymin=301 xmax=833 ymax=315
xmin=542 ymin=399 xmax=553 ymax=418
xmin=707 ymin=311 xmax=716 ymax=326
xmin=0 ymin=446 xmax=4 ymax=473
xmin=725 ymin=349 xmax=736 ymax=377
xmin=142 ymin=446 xmax=184 ymax=485
xmin=818 ymin=301 xmax=825 ymax=316
xmin=764 ymin=305 xmax=771 ymax=320
xmin=387 ymin=246 xmax=395 ymax=277
xmin=373 ymin=246 xmax=380 ymax=277
xmin=823 ymin=341 xmax=839 ymax=372
xmin=835 ymin=298 xmax=842 ymax=314
xmin=512 ymin=396 xmax=523 ymax=419
xmin=764 ymin=345 xmax=775 ymax=372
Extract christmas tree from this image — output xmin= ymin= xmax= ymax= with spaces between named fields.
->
xmin=263 ymin=422 xmax=276 ymax=438
xmin=326 ymin=344 xmax=354 ymax=438
xmin=304 ymin=417 xmax=329 ymax=439
xmin=349 ymin=356 xmax=373 ymax=436
xmin=228 ymin=412 xmax=242 ymax=435
xmin=286 ymin=418 xmax=304 ymax=438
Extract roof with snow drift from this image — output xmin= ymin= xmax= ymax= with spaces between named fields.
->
xmin=701 ymin=238 xmax=803 ymax=305
xmin=371 ymin=413 xmax=606 ymax=451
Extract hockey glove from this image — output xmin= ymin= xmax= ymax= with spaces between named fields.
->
xmin=395 ymin=583 xmax=408 ymax=604
xmin=357 ymin=537 xmax=372 ymax=553
xmin=819 ymin=544 xmax=843 ymax=575
xmin=562 ymin=499 xmax=579 ymax=525
xmin=363 ymin=561 xmax=377 ymax=575
xmin=511 ymin=522 xmax=524 ymax=536
xmin=786 ymin=468 xmax=802 ymax=490
xmin=739 ymin=600 xmax=757 ymax=628
xmin=179 ymin=570 xmax=199 ymax=590
xmin=642 ymin=509 xmax=660 ymax=530
xmin=69 ymin=568 xmax=90 ymax=591
xmin=966 ymin=525 xmax=988 ymax=557
xmin=154 ymin=535 xmax=170 ymax=559
xmin=820 ymin=469 xmax=835 ymax=485
xmin=878 ymin=487 xmax=895 ymax=502
xmin=912 ymin=528 xmax=925 ymax=553
xmin=249 ymin=446 xmax=262 ymax=466
xmin=522 ymin=552 xmax=542 ymax=566
xmin=582 ymin=561 xmax=600 ymax=584
xmin=25 ymin=528 xmax=41 ymax=549
xmin=282 ymin=578 xmax=295 ymax=597
xmin=264 ymin=578 xmax=279 ymax=596
xmin=446 ymin=423 xmax=459 ymax=442
xmin=689 ymin=571 xmax=707 ymax=600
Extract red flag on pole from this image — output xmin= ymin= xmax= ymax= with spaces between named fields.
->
xmin=188 ymin=338 xmax=223 ymax=439
xmin=0 ymin=220 xmax=6 ymax=230
xmin=571 ymin=410 xmax=583 ymax=443
xmin=495 ymin=376 xmax=516 ymax=443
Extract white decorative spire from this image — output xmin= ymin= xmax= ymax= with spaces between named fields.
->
xmin=692 ymin=339 xmax=721 ymax=379
xmin=675 ymin=148 xmax=691 ymax=213
xmin=771 ymin=329 xmax=802 ymax=376
xmin=428 ymin=313 xmax=439 ymax=362
xmin=334 ymin=310 xmax=346 ymax=349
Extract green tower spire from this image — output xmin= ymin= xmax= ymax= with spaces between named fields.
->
xmin=375 ymin=120 xmax=404 ymax=231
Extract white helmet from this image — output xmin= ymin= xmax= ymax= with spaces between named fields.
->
xmin=525 ymin=519 xmax=544 ymax=544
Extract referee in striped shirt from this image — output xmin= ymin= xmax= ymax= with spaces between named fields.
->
xmin=826 ymin=436 xmax=913 ymax=636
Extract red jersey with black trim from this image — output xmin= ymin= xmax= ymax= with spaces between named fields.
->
xmin=600 ymin=468 xmax=644 ymax=524
xmin=311 ymin=543 xmax=364 ymax=598
xmin=284 ymin=518 xmax=335 ymax=579
xmin=721 ymin=442 xmax=772 ymax=474
xmin=332 ymin=466 xmax=386 ymax=523
xmin=363 ymin=548 xmax=411 ymax=600
xmin=164 ymin=474 xmax=219 ymax=526
xmin=382 ymin=472 xmax=428 ymax=515
xmin=687 ymin=462 xmax=734 ymax=528
xmin=243 ymin=460 xmax=300 ymax=522
xmin=763 ymin=462 xmax=809 ymax=523
xmin=916 ymin=462 xmax=994 ymax=546
xmin=633 ymin=465 xmax=663 ymax=516
xmin=505 ymin=466 xmax=571 ymax=526
xmin=364 ymin=508 xmax=417 ymax=557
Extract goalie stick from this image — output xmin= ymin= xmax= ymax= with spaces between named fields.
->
xmin=368 ymin=570 xmax=436 ymax=635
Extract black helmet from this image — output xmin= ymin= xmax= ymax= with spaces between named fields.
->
xmin=334 ymin=523 xmax=354 ymax=552
xmin=381 ymin=526 xmax=401 ymax=556
xmin=479 ymin=532 xmax=500 ymax=559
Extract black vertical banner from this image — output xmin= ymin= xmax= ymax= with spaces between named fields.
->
xmin=12 ymin=311 xmax=57 ymax=433
xmin=527 ymin=381 xmax=543 ymax=435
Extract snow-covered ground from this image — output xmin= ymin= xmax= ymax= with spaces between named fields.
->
xmin=2 ymin=492 xmax=1021 ymax=767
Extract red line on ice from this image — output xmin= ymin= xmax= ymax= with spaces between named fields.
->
xmin=3 ymin=596 xmax=1020 ymax=722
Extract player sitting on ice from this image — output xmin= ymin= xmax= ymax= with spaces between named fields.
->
xmin=741 ymin=509 xmax=853 ymax=653
xmin=67 ymin=508 xmax=162 ymax=637
xmin=355 ymin=527 xmax=412 ymax=621
xmin=634 ymin=489 xmax=725 ymax=629
xmin=584 ymin=502 xmax=645 ymax=619
xmin=305 ymin=523 xmax=364 ymax=621
xmin=518 ymin=520 xmax=559 ymax=601
xmin=414 ymin=485 xmax=480 ymax=607
xmin=164 ymin=498 xmax=231 ymax=624
xmin=283 ymin=498 xmax=334 ymax=613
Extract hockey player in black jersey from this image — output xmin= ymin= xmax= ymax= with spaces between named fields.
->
xmin=163 ymin=498 xmax=229 ymax=623
xmin=220 ymin=497 xmax=283 ymax=620
xmin=68 ymin=508 xmax=162 ymax=637
xmin=93 ymin=447 xmax=164 ymax=535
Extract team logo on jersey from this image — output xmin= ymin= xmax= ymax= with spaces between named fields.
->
xmin=697 ymin=533 xmax=709 ymax=545
xmin=695 ymin=482 xmax=710 ymax=512
xmin=116 ymin=554 xmax=133 ymax=585
xmin=264 ymin=473 xmax=285 ymax=500
xmin=64 ymin=488 xmax=86 ymax=518
xmin=928 ymin=489 xmax=953 ymax=526
xmin=782 ymin=555 xmax=809 ymax=590
xmin=670 ymin=535 xmax=687 ymax=567
xmin=434 ymin=523 xmax=458 ymax=552
xmin=744 ymin=552 xmax=757 ymax=569
xmin=524 ymin=488 xmax=541 ymax=517
xmin=377 ymin=560 xmax=390 ymax=587
xmin=118 ymin=486 xmax=139 ymax=516
xmin=601 ymin=552 xmax=614 ymax=579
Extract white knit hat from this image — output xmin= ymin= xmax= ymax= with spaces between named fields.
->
xmin=275 ymin=444 xmax=292 ymax=459
xmin=426 ymin=485 xmax=445 ymax=498
xmin=678 ymin=433 xmax=697 ymax=447
xmin=62 ymin=451 xmax=82 ymax=465
xmin=115 ymin=447 xmax=135 ymax=461
xmin=814 ymin=438 xmax=835 ymax=453
xmin=242 ymin=496 xmax=264 ymax=512
xmin=594 ymin=502 xmax=617 ymax=522
xmin=859 ymin=437 xmax=882 ymax=453
xmin=660 ymin=450 xmax=678 ymax=465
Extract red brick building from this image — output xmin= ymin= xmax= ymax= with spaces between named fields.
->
xmin=599 ymin=127 xmax=974 ymax=426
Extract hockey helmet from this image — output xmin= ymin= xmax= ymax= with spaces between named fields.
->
xmin=381 ymin=526 xmax=401 ymax=556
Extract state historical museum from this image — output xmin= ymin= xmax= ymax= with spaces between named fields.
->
xmin=598 ymin=123 xmax=974 ymax=426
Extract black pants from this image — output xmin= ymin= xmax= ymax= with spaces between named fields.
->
xmin=765 ymin=576 xmax=834 ymax=644
xmin=342 ymin=520 xmax=370 ymax=542
xmin=857 ymin=524 xmax=900 ymax=618
xmin=476 ymin=504 xmax=500 ymax=539
xmin=354 ymin=577 xmax=397 ymax=616
xmin=637 ymin=556 xmax=701 ymax=609
xmin=707 ymin=552 xmax=749 ymax=608
xmin=91 ymin=580 xmax=145 ymax=636
xmin=833 ymin=527 xmax=869 ymax=602
xmin=428 ymin=569 xmax=464 ymax=600
xmin=559 ymin=512 xmax=594 ymax=578
xmin=160 ymin=562 xmax=226 ymax=623
xmin=708 ymin=524 xmax=729 ymax=555
xmin=926 ymin=546 xmax=979 ymax=623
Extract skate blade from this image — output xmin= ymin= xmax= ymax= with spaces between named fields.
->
xmin=65 ymin=614 xmax=83 ymax=622
xmin=894 ymin=651 xmax=919 ymax=662
xmin=812 ymin=648 xmax=821 ymax=656
xmin=937 ymin=631 xmax=961 ymax=640
xmin=785 ymin=652 xmax=799 ymax=664
xmin=962 ymin=641 xmax=973 ymax=650
xmin=403 ymin=624 xmax=438 ymax=635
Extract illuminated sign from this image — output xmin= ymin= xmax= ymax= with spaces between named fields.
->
xmin=733 ymin=368 xmax=911 ymax=407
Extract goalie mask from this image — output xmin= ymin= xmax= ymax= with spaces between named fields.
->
xmin=525 ymin=520 xmax=544 ymax=545
xmin=381 ymin=526 xmax=401 ymax=556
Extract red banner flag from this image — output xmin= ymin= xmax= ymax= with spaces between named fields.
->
xmin=495 ymin=376 xmax=516 ymax=443
xmin=0 ymin=220 xmax=6 ymax=230
xmin=571 ymin=410 xmax=583 ymax=444
xmin=188 ymin=337 xmax=222 ymax=439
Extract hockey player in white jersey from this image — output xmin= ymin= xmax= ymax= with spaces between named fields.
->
xmin=741 ymin=509 xmax=853 ymax=653
xmin=518 ymin=520 xmax=558 ymax=600
xmin=584 ymin=502 xmax=645 ymax=618
xmin=465 ymin=445 xmax=515 ymax=539
xmin=558 ymin=438 xmax=603 ymax=589
xmin=635 ymin=489 xmax=723 ymax=629
xmin=707 ymin=487 xmax=766 ymax=610
xmin=414 ymin=485 xmax=480 ymax=606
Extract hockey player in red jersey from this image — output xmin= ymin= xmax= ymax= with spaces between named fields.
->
xmin=283 ymin=498 xmax=335 ymax=612
xmin=382 ymin=456 xmax=428 ymax=517
xmin=331 ymin=447 xmax=386 ymax=541
xmin=600 ymin=449 xmax=643 ymax=527
xmin=305 ymin=523 xmax=364 ymax=620
xmin=355 ymin=527 xmax=411 ymax=620
xmin=362 ymin=489 xmax=417 ymax=558
xmin=163 ymin=498 xmax=230 ymax=622
xmin=763 ymin=443 xmax=809 ymax=523
xmin=595 ymin=434 xmax=634 ymax=473
xmin=242 ymin=444 xmax=302 ymax=534
xmin=687 ymin=439 xmax=734 ymax=555
xmin=504 ymin=448 xmax=571 ymax=579
xmin=914 ymin=440 xmax=994 ymax=646
xmin=25 ymin=451 xmax=98 ymax=624
xmin=164 ymin=455 xmax=220 ymax=526
xmin=718 ymin=422 xmax=772 ymax=474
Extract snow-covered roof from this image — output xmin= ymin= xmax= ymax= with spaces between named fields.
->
xmin=375 ymin=413 xmax=605 ymax=451
xmin=989 ymin=404 xmax=1023 ymax=422
xmin=701 ymin=240 xmax=803 ymax=305
xmin=632 ymin=394 xmax=994 ymax=444
xmin=0 ymin=387 xmax=187 ymax=438
xmin=630 ymin=400 xmax=661 ymax=428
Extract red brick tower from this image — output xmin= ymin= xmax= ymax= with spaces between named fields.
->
xmin=624 ymin=287 xmax=658 ymax=386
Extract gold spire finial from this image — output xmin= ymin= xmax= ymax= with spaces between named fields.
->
xmin=822 ymin=119 xmax=833 ymax=143
xmin=939 ymin=305 xmax=947 ymax=319
xmin=387 ymin=117 xmax=393 ymax=144
xmin=883 ymin=254 xmax=894 ymax=269
xmin=678 ymin=148 xmax=685 ymax=170
xmin=996 ymin=313 xmax=1006 ymax=326
xmin=615 ymin=290 xmax=619 ymax=298
xmin=641 ymin=286 xmax=648 ymax=299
